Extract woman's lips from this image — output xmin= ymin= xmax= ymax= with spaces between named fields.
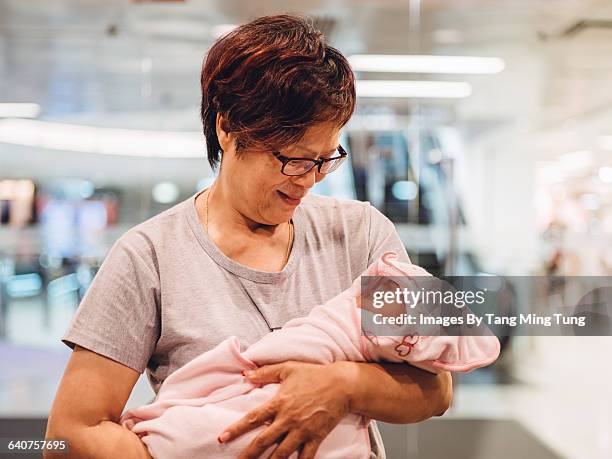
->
xmin=277 ymin=190 xmax=302 ymax=206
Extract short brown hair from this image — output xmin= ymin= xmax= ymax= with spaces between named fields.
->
xmin=200 ymin=14 xmax=356 ymax=170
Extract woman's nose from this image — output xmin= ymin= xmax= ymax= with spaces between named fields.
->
xmin=292 ymin=167 xmax=318 ymax=189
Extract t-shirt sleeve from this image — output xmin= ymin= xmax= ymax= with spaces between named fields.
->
xmin=366 ymin=203 xmax=411 ymax=266
xmin=61 ymin=229 xmax=161 ymax=373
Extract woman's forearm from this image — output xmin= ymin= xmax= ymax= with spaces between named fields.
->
xmin=44 ymin=420 xmax=152 ymax=459
xmin=335 ymin=361 xmax=453 ymax=424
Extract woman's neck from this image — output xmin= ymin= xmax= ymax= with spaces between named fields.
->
xmin=197 ymin=182 xmax=294 ymax=272
xmin=205 ymin=182 xmax=283 ymax=237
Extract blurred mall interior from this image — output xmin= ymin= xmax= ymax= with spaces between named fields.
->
xmin=1 ymin=1 xmax=612 ymax=458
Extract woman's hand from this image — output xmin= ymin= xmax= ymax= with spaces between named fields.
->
xmin=219 ymin=360 xmax=355 ymax=459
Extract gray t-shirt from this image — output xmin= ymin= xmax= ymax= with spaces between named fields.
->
xmin=62 ymin=190 xmax=410 ymax=393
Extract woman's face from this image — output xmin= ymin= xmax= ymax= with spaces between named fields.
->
xmin=218 ymin=121 xmax=342 ymax=225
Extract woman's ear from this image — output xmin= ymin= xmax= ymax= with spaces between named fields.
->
xmin=216 ymin=113 xmax=234 ymax=152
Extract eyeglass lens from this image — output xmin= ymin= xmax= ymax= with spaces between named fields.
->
xmin=283 ymin=154 xmax=345 ymax=176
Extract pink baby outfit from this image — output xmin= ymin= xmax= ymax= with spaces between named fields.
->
xmin=120 ymin=252 xmax=500 ymax=458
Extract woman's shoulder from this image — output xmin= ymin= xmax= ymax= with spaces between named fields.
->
xmin=298 ymin=193 xmax=389 ymax=231
xmin=300 ymin=193 xmax=370 ymax=217
xmin=298 ymin=194 xmax=400 ymax=257
xmin=111 ymin=197 xmax=194 ymax=257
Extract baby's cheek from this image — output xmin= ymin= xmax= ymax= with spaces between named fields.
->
xmin=382 ymin=298 xmax=407 ymax=317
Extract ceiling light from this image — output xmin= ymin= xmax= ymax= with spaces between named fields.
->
xmin=152 ymin=182 xmax=180 ymax=204
xmin=348 ymin=55 xmax=505 ymax=74
xmin=0 ymin=103 xmax=41 ymax=118
xmin=356 ymin=80 xmax=472 ymax=99
xmin=0 ymin=119 xmax=204 ymax=158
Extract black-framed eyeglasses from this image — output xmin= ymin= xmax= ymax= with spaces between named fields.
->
xmin=272 ymin=145 xmax=348 ymax=176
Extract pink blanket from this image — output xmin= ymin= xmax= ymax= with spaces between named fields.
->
xmin=120 ymin=252 xmax=500 ymax=458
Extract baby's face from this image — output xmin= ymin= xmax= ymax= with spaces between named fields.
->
xmin=358 ymin=276 xmax=406 ymax=317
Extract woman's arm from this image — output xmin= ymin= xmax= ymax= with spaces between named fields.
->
xmin=44 ymin=345 xmax=152 ymax=459
xmin=339 ymin=361 xmax=453 ymax=423
xmin=221 ymin=360 xmax=452 ymax=459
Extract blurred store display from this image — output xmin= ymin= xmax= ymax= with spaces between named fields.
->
xmin=0 ymin=179 xmax=36 ymax=227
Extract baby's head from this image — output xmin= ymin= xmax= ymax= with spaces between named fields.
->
xmin=358 ymin=276 xmax=406 ymax=317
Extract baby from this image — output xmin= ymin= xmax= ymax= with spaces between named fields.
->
xmin=120 ymin=251 xmax=500 ymax=458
